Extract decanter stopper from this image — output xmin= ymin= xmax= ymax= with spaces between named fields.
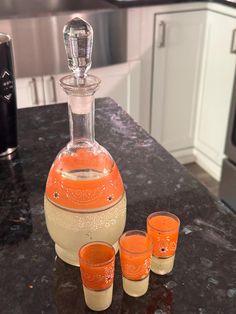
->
xmin=63 ymin=17 xmax=93 ymax=79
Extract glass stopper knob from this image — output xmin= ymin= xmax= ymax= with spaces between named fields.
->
xmin=63 ymin=17 xmax=93 ymax=79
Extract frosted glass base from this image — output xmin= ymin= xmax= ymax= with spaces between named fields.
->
xmin=151 ymin=255 xmax=175 ymax=275
xmin=44 ymin=193 xmax=126 ymax=267
xmin=55 ymin=241 xmax=119 ymax=267
xmin=122 ymin=276 xmax=149 ymax=297
xmin=83 ymin=285 xmax=113 ymax=311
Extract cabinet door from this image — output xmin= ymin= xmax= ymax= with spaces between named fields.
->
xmin=54 ymin=61 xmax=141 ymax=122
xmin=151 ymin=11 xmax=205 ymax=152
xmin=195 ymin=11 xmax=236 ymax=167
xmin=91 ymin=62 xmax=140 ymax=122
xmin=16 ymin=77 xmax=44 ymax=108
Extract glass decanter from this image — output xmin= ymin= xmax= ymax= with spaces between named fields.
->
xmin=44 ymin=17 xmax=126 ymax=266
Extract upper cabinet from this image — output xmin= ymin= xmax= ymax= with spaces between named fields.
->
xmin=151 ymin=10 xmax=206 ymax=154
xmin=195 ymin=11 xmax=236 ymax=172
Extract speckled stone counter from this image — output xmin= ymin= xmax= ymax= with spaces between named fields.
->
xmin=0 ymin=99 xmax=236 ymax=314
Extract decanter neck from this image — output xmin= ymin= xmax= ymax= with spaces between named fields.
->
xmin=68 ymin=94 xmax=95 ymax=145
xmin=59 ymin=74 xmax=100 ymax=146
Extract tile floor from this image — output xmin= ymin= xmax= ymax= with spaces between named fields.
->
xmin=184 ymin=163 xmax=219 ymax=198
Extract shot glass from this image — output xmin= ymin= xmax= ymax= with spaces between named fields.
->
xmin=147 ymin=211 xmax=180 ymax=275
xmin=119 ymin=230 xmax=153 ymax=297
xmin=79 ymin=241 xmax=115 ymax=311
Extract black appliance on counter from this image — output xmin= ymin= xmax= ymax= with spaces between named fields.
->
xmin=220 ymin=73 xmax=236 ymax=211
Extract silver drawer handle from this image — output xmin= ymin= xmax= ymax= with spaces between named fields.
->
xmin=49 ymin=76 xmax=57 ymax=103
xmin=230 ymin=28 xmax=236 ymax=54
xmin=29 ymin=78 xmax=39 ymax=105
xmin=158 ymin=21 xmax=166 ymax=48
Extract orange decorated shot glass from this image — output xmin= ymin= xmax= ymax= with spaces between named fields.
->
xmin=79 ymin=241 xmax=115 ymax=311
xmin=147 ymin=211 xmax=180 ymax=275
xmin=119 ymin=230 xmax=153 ymax=297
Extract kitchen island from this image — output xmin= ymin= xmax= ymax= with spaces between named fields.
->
xmin=0 ymin=99 xmax=236 ymax=313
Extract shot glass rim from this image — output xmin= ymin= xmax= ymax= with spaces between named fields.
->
xmin=119 ymin=229 xmax=153 ymax=255
xmin=147 ymin=211 xmax=180 ymax=233
xmin=79 ymin=241 xmax=115 ymax=268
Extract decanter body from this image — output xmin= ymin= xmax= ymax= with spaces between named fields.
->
xmin=44 ymin=18 xmax=126 ymax=266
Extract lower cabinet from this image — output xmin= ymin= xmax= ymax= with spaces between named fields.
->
xmin=151 ymin=7 xmax=236 ymax=180
xmin=151 ymin=11 xmax=206 ymax=155
xmin=92 ymin=61 xmax=140 ymax=122
xmin=194 ymin=11 xmax=236 ymax=179
xmin=16 ymin=61 xmax=141 ymax=123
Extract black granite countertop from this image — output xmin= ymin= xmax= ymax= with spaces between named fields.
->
xmin=0 ymin=99 xmax=236 ymax=314
xmin=107 ymin=0 xmax=236 ymax=9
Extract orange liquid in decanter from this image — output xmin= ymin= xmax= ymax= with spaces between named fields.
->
xmin=46 ymin=147 xmax=124 ymax=212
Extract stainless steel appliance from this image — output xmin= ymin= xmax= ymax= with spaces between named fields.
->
xmin=0 ymin=8 xmax=127 ymax=78
xmin=219 ymin=73 xmax=236 ymax=211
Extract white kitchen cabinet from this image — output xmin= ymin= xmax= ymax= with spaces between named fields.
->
xmin=93 ymin=61 xmax=140 ymax=122
xmin=15 ymin=61 xmax=141 ymax=122
xmin=16 ymin=76 xmax=44 ymax=108
xmin=194 ymin=11 xmax=236 ymax=179
xmin=54 ymin=61 xmax=141 ymax=122
xmin=151 ymin=11 xmax=206 ymax=156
